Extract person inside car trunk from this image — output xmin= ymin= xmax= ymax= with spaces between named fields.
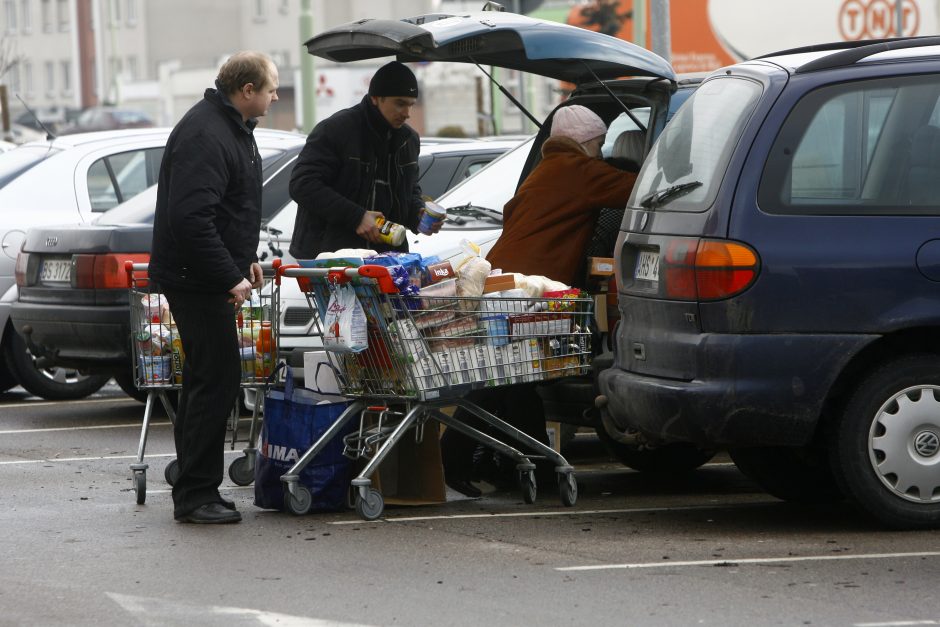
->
xmin=288 ymin=61 xmax=442 ymax=259
xmin=150 ymin=51 xmax=279 ymax=524
xmin=441 ymin=105 xmax=638 ymax=497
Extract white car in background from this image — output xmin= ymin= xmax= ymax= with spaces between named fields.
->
xmin=0 ymin=127 xmax=303 ymax=399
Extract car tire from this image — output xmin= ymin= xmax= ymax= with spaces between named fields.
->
xmin=596 ymin=426 xmax=716 ymax=475
xmin=2 ymin=328 xmax=109 ymax=400
xmin=729 ymin=445 xmax=843 ymax=504
xmin=0 ymin=360 xmax=18 ymax=393
xmin=828 ymin=354 xmax=940 ymax=530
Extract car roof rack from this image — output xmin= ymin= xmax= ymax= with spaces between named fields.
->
xmin=791 ymin=36 xmax=940 ymax=74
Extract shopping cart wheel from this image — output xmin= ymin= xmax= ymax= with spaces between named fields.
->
xmin=284 ymin=485 xmax=312 ymax=515
xmin=228 ymin=455 xmax=254 ymax=487
xmin=519 ymin=470 xmax=537 ymax=504
xmin=164 ymin=459 xmax=180 ymax=486
xmin=559 ymin=472 xmax=578 ymax=507
xmin=355 ymin=488 xmax=384 ymax=521
xmin=133 ymin=470 xmax=146 ymax=505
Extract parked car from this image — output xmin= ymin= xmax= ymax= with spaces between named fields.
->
xmin=61 ymin=107 xmax=155 ymax=135
xmin=416 ymin=137 xmax=524 ymax=200
xmin=0 ymin=127 xmax=301 ymax=399
xmin=597 ymin=37 xmax=940 ymax=530
xmin=10 ymin=136 xmax=522 ymax=401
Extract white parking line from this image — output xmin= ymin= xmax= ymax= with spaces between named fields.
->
xmin=0 ymin=421 xmax=171 ymax=435
xmin=555 ymin=551 xmax=940 ymax=572
xmin=855 ymin=621 xmax=940 ymax=626
xmin=0 ymin=449 xmax=245 ymax=465
xmin=0 ymin=397 xmax=137 ymax=409
xmin=327 ymin=502 xmax=771 ymax=525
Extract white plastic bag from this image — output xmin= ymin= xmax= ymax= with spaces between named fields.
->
xmin=322 ymin=284 xmax=368 ymax=353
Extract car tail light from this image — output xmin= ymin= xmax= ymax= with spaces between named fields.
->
xmin=72 ymin=253 xmax=150 ymax=289
xmin=14 ymin=252 xmax=30 ymax=287
xmin=662 ymin=238 xmax=759 ymax=301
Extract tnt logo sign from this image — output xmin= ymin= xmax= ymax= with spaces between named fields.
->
xmin=839 ymin=0 xmax=920 ymax=40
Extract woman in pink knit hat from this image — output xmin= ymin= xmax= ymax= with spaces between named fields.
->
xmin=442 ymin=105 xmax=638 ymax=498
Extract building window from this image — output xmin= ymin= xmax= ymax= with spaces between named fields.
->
xmin=56 ymin=0 xmax=68 ymax=31
xmin=8 ymin=65 xmax=20 ymax=95
xmin=253 ymin=0 xmax=265 ymax=22
xmin=20 ymin=0 xmax=30 ymax=33
xmin=44 ymin=60 xmax=54 ymax=94
xmin=60 ymin=59 xmax=70 ymax=94
xmin=126 ymin=55 xmax=137 ymax=80
xmin=125 ymin=0 xmax=136 ymax=25
xmin=110 ymin=56 xmax=122 ymax=80
xmin=22 ymin=60 xmax=32 ymax=95
xmin=109 ymin=0 xmax=119 ymax=25
xmin=4 ymin=0 xmax=17 ymax=33
xmin=278 ymin=0 xmax=288 ymax=14
xmin=40 ymin=0 xmax=50 ymax=31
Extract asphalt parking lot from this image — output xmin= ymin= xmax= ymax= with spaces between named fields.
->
xmin=1 ymin=383 xmax=938 ymax=626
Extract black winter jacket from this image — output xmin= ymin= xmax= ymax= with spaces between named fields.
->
xmin=288 ymin=95 xmax=423 ymax=259
xmin=150 ymin=88 xmax=262 ymax=293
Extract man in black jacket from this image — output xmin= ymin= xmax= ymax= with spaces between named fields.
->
xmin=150 ymin=51 xmax=279 ymax=524
xmin=289 ymin=61 xmax=440 ymax=259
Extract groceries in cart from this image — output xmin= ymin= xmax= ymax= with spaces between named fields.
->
xmin=291 ymin=243 xmax=593 ymax=400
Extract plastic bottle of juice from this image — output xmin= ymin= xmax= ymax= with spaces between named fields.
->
xmin=254 ymin=321 xmax=273 ymax=378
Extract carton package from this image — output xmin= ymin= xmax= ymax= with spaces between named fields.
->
xmin=302 ymin=351 xmax=341 ymax=394
xmin=409 ymin=354 xmax=445 ymax=392
xmin=360 ymin=414 xmax=447 ymax=506
xmin=483 ymin=273 xmax=517 ymax=294
xmin=508 ymin=313 xmax=573 ymax=339
xmin=588 ymin=257 xmax=615 ymax=277
xmin=504 ymin=338 xmax=543 ymax=383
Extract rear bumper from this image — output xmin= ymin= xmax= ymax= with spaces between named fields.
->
xmin=11 ymin=302 xmax=130 ymax=368
xmin=597 ymin=333 xmax=877 ymax=447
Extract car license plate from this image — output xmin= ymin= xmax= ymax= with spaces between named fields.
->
xmin=634 ymin=250 xmax=660 ymax=282
xmin=39 ymin=259 xmax=72 ymax=283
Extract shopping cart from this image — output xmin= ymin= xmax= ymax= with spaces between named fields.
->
xmin=277 ymin=264 xmax=591 ymax=520
xmin=124 ymin=259 xmax=282 ymax=504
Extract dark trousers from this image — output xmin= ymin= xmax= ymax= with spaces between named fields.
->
xmin=440 ymin=383 xmax=550 ymax=481
xmin=162 ymin=288 xmax=241 ymax=518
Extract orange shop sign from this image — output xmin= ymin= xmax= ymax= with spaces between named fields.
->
xmin=566 ymin=0 xmax=936 ymax=75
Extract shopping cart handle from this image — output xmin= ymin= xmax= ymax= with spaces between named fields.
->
xmin=356 ymin=265 xmax=397 ymax=294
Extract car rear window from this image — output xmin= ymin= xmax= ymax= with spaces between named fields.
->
xmin=629 ymin=77 xmax=762 ymax=212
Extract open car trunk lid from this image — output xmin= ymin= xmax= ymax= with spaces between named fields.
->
xmin=305 ymin=11 xmax=675 ymax=85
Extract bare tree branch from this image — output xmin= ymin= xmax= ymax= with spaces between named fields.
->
xmin=0 ymin=35 xmax=25 ymax=81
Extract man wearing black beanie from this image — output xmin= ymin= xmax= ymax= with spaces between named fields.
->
xmin=289 ymin=61 xmax=441 ymax=259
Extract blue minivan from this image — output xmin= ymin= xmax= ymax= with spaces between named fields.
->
xmin=599 ymin=37 xmax=940 ymax=529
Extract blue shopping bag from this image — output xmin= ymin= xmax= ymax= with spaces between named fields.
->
xmin=254 ymin=364 xmax=354 ymax=512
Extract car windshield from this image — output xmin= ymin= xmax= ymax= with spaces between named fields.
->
xmin=629 ymin=77 xmax=762 ymax=212
xmin=0 ymin=146 xmax=57 ymax=191
xmin=434 ymin=136 xmax=534 ymax=228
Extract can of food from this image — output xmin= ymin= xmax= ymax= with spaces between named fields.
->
xmin=418 ymin=200 xmax=447 ymax=235
xmin=375 ymin=216 xmax=406 ymax=246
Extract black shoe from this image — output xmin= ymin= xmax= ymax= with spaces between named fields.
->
xmin=219 ymin=496 xmax=236 ymax=511
xmin=176 ymin=503 xmax=242 ymax=524
xmin=445 ymin=477 xmax=482 ymax=498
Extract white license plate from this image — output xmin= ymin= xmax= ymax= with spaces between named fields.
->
xmin=39 ymin=259 xmax=72 ymax=283
xmin=634 ymin=250 xmax=660 ymax=282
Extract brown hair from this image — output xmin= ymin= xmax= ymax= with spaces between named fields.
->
xmin=216 ymin=51 xmax=274 ymax=95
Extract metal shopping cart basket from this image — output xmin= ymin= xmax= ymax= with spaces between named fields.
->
xmin=277 ymin=264 xmax=591 ymax=520
xmin=124 ymin=260 xmax=282 ymax=504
